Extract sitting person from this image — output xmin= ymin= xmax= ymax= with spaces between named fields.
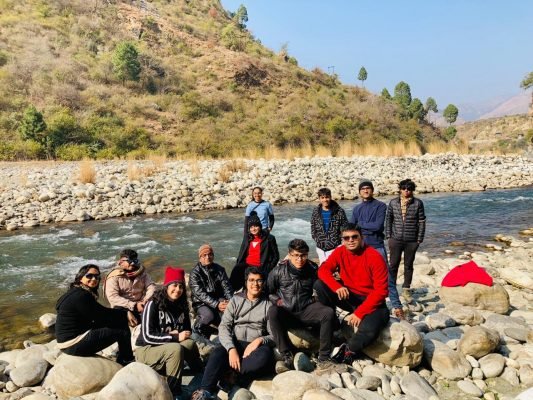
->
xmin=55 ymin=264 xmax=134 ymax=365
xmin=136 ymin=267 xmax=203 ymax=398
xmin=192 ymin=268 xmax=275 ymax=400
xmin=190 ymin=244 xmax=233 ymax=339
xmin=315 ymin=223 xmax=390 ymax=364
xmin=268 ymin=239 xmax=336 ymax=373
xmin=230 ymin=215 xmax=279 ymax=291
xmin=104 ymin=249 xmax=155 ymax=327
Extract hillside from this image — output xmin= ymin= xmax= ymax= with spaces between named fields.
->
xmin=0 ymin=0 xmax=441 ymax=160
xmin=479 ymin=91 xmax=530 ymax=120
xmin=455 ymin=114 xmax=533 ymax=152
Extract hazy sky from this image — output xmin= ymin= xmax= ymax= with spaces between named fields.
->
xmin=221 ymin=0 xmax=533 ymax=110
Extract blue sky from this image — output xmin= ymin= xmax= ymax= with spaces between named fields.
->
xmin=221 ymin=1 xmax=533 ymax=112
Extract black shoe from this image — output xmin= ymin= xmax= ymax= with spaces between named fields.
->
xmin=275 ymin=352 xmax=294 ymax=374
xmin=331 ymin=343 xmax=355 ymax=365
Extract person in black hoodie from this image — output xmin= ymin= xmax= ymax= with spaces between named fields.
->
xmin=230 ymin=215 xmax=279 ymax=292
xmin=310 ymin=188 xmax=348 ymax=264
xmin=136 ymin=267 xmax=202 ymax=397
xmin=55 ymin=264 xmax=134 ymax=365
xmin=190 ymin=244 xmax=233 ymax=339
xmin=267 ymin=239 xmax=336 ymax=373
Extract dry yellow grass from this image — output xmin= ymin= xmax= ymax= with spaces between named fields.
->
xmin=425 ymin=141 xmax=470 ymax=154
xmin=217 ymin=159 xmax=247 ymax=182
xmin=79 ymin=159 xmax=96 ymax=184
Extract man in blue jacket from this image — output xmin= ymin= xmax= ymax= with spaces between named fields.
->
xmin=350 ymin=180 xmax=404 ymax=320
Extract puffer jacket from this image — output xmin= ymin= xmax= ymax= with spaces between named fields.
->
xmin=310 ymin=201 xmax=348 ymax=251
xmin=218 ymin=292 xmax=274 ymax=350
xmin=385 ymin=196 xmax=426 ymax=243
xmin=189 ymin=262 xmax=233 ymax=311
xmin=267 ymin=259 xmax=318 ymax=313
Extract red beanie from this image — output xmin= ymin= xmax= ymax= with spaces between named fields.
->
xmin=163 ymin=266 xmax=185 ymax=286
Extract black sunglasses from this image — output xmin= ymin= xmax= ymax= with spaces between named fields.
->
xmin=84 ymin=273 xmax=101 ymax=280
xmin=342 ymin=234 xmax=361 ymax=241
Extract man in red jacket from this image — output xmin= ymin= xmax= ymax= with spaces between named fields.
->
xmin=314 ymin=223 xmax=390 ymax=363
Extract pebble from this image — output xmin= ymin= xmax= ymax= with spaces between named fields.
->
xmin=457 ymin=379 xmax=483 ymax=397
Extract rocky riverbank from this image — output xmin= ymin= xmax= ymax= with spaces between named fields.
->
xmin=1 ymin=233 xmax=532 ymax=399
xmin=1 ymin=153 xmax=532 ymax=231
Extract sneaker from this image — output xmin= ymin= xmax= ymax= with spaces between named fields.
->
xmin=331 ymin=343 xmax=356 ymax=365
xmin=191 ymin=389 xmax=215 ymax=400
xmin=275 ymin=352 xmax=294 ymax=374
xmin=393 ymin=307 xmax=406 ymax=320
xmin=315 ymin=358 xmax=337 ymax=371
xmin=402 ymin=288 xmax=413 ymax=302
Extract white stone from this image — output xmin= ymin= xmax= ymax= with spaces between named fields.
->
xmin=457 ymin=379 xmax=483 ymax=397
xmin=38 ymin=313 xmax=57 ymax=329
xmin=10 ymin=359 xmax=48 ymax=387
xmin=399 ymin=371 xmax=438 ymax=400
xmin=479 ymin=353 xmax=505 ymax=378
xmin=271 ymin=371 xmax=319 ymax=400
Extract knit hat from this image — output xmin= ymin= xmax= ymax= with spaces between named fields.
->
xmin=163 ymin=267 xmax=185 ymax=286
xmin=358 ymin=180 xmax=374 ymax=191
xmin=198 ymin=244 xmax=214 ymax=258
xmin=248 ymin=214 xmax=262 ymax=228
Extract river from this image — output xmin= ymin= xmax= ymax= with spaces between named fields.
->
xmin=0 ymin=187 xmax=532 ymax=348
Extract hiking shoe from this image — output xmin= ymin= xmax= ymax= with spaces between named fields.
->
xmin=393 ymin=307 xmax=406 ymax=320
xmin=315 ymin=358 xmax=337 ymax=371
xmin=331 ymin=343 xmax=356 ymax=365
xmin=402 ymin=288 xmax=413 ymax=302
xmin=191 ymin=389 xmax=215 ymax=400
xmin=275 ymin=352 xmax=294 ymax=374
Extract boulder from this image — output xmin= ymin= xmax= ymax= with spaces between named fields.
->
xmin=439 ymin=283 xmax=509 ymax=314
xmin=499 ymin=268 xmax=533 ymax=290
xmin=302 ymin=388 xmax=341 ymax=400
xmin=43 ymin=354 xmax=121 ymax=398
xmin=23 ymin=394 xmax=54 ymax=400
xmin=457 ymin=379 xmax=483 ymax=397
xmin=38 ymin=314 xmax=57 ymax=330
xmin=458 ymin=326 xmax=500 ymax=359
xmin=355 ymin=376 xmax=381 ymax=390
xmin=478 ymin=353 xmax=505 ymax=378
xmin=96 ymin=362 xmax=172 ymax=400
xmin=272 ymin=371 xmax=319 ymax=400
xmin=482 ymin=313 xmax=529 ymax=336
xmin=399 ymin=371 xmax=438 ymax=400
xmin=444 ymin=303 xmax=484 ymax=326
xmin=422 ymin=339 xmax=472 ymax=380
xmin=288 ymin=328 xmax=320 ymax=352
xmin=15 ymin=345 xmax=48 ymax=367
xmin=9 ymin=359 xmax=48 ymax=387
xmin=425 ymin=313 xmax=456 ymax=330
xmin=362 ymin=321 xmax=423 ymax=367
xmin=0 ymin=350 xmax=21 ymax=365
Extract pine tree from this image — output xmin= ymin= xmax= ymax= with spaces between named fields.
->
xmin=443 ymin=104 xmax=459 ymax=125
xmin=357 ymin=66 xmax=367 ymax=88
xmin=381 ymin=88 xmax=392 ymax=100
xmin=112 ymin=42 xmax=141 ymax=84
xmin=19 ymin=105 xmax=46 ymax=142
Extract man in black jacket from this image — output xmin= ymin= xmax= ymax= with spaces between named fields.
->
xmin=385 ymin=179 xmax=426 ymax=302
xmin=310 ymin=188 xmax=347 ymax=264
xmin=190 ymin=244 xmax=233 ymax=339
xmin=267 ymin=239 xmax=336 ymax=373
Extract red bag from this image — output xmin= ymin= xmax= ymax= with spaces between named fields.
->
xmin=441 ymin=260 xmax=493 ymax=287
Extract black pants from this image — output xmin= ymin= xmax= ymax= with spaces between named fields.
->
xmin=388 ymin=238 xmax=419 ymax=288
xmin=194 ymin=305 xmax=222 ymax=338
xmin=313 ymin=280 xmax=389 ymax=354
xmin=62 ymin=327 xmax=134 ymax=363
xmin=200 ymin=341 xmax=274 ymax=394
xmin=267 ymin=303 xmax=335 ymax=360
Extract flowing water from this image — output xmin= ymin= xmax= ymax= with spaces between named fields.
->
xmin=0 ymin=187 xmax=532 ymax=348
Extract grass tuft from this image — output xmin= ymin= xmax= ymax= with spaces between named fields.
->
xmin=79 ymin=159 xmax=96 ymax=184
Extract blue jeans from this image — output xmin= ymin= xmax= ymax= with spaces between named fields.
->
xmin=374 ymin=246 xmax=402 ymax=309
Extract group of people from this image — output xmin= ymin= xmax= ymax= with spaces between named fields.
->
xmin=54 ymin=180 xmax=426 ymax=400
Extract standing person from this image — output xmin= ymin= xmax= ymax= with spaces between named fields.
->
xmin=136 ymin=267 xmax=203 ymax=398
xmin=244 ymin=186 xmax=275 ymax=232
xmin=230 ymin=215 xmax=279 ymax=292
xmin=104 ymin=249 xmax=156 ymax=327
xmin=55 ymin=264 xmax=134 ymax=365
xmin=191 ymin=268 xmax=275 ymax=400
xmin=385 ymin=179 xmax=426 ymax=302
xmin=189 ymin=244 xmax=233 ymax=339
xmin=315 ymin=224 xmax=389 ymax=364
xmin=310 ymin=188 xmax=348 ymax=264
xmin=350 ymin=180 xmax=403 ymax=319
xmin=267 ymin=239 xmax=336 ymax=373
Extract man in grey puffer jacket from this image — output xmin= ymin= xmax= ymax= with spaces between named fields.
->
xmin=192 ymin=268 xmax=274 ymax=400
xmin=385 ymin=179 xmax=426 ymax=301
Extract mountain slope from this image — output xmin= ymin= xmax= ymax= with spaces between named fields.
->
xmin=0 ymin=0 xmax=440 ymax=160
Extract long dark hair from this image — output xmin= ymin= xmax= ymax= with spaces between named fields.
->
xmin=70 ymin=264 xmax=100 ymax=295
xmin=150 ymin=283 xmax=189 ymax=315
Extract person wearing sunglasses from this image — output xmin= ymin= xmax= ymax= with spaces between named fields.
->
xmin=190 ymin=244 xmax=233 ymax=340
xmin=350 ymin=180 xmax=404 ymax=320
xmin=385 ymin=179 xmax=426 ymax=303
xmin=267 ymin=239 xmax=337 ymax=373
xmin=315 ymin=223 xmax=389 ymax=364
xmin=104 ymin=249 xmax=155 ymax=327
xmin=192 ymin=268 xmax=275 ymax=400
xmin=55 ymin=264 xmax=134 ymax=365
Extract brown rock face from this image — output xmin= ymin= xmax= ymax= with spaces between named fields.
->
xmin=439 ymin=283 xmax=509 ymax=314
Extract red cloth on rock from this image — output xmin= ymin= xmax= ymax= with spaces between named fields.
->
xmin=441 ymin=260 xmax=493 ymax=287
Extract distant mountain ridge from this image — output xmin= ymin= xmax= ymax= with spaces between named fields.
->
xmin=479 ymin=91 xmax=530 ymax=120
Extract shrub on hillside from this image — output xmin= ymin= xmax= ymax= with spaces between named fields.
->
xmin=221 ymin=24 xmax=247 ymax=51
xmin=0 ymin=140 xmax=44 ymax=161
xmin=55 ymin=143 xmax=93 ymax=160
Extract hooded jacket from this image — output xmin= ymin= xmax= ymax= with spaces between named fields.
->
xmin=310 ymin=200 xmax=348 ymax=251
xmin=236 ymin=231 xmax=280 ymax=274
xmin=104 ymin=268 xmax=155 ymax=311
